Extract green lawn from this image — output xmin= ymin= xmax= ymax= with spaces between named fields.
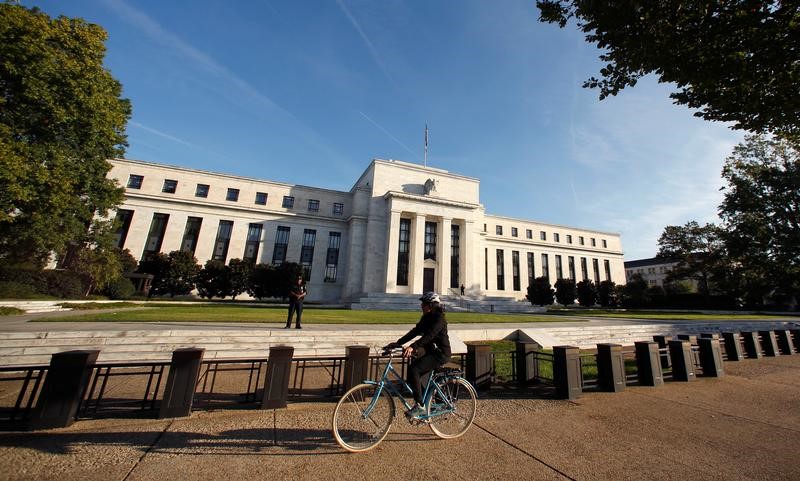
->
xmin=36 ymin=305 xmax=567 ymax=324
xmin=547 ymin=309 xmax=797 ymax=321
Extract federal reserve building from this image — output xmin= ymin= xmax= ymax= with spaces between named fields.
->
xmin=109 ymin=158 xmax=625 ymax=303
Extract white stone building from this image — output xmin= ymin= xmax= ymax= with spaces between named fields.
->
xmin=108 ymin=158 xmax=625 ymax=302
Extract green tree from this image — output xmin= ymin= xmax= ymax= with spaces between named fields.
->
xmin=195 ymin=259 xmax=231 ymax=299
xmin=138 ymin=251 xmax=199 ymax=298
xmin=657 ymin=221 xmax=726 ymax=295
xmin=526 ymin=276 xmax=554 ymax=306
xmin=227 ymin=258 xmax=252 ymax=300
xmin=597 ymin=280 xmax=617 ymax=307
xmin=719 ymin=134 xmax=800 ymax=306
xmin=248 ymin=263 xmax=277 ymax=300
xmin=576 ymin=279 xmax=597 ymax=307
xmin=0 ymin=4 xmax=131 ymax=266
xmin=536 ymin=1 xmax=800 ymax=140
xmin=621 ymin=273 xmax=649 ymax=308
xmin=554 ymin=278 xmax=577 ymax=306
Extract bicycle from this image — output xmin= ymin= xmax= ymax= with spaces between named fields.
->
xmin=331 ymin=347 xmax=478 ymax=452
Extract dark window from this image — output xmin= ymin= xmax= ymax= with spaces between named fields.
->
xmin=540 ymin=231 xmax=546 ymax=241
xmin=541 ymin=254 xmax=549 ymax=280
xmin=511 ymin=227 xmax=518 ymax=237
xmin=602 ymin=239 xmax=608 ymax=248
xmin=255 ymin=192 xmax=267 ymax=205
xmin=333 ymin=203 xmax=344 ymax=216
xmin=212 ymin=220 xmax=233 ymax=262
xmin=581 ymin=257 xmax=588 ymax=281
xmin=568 ymin=256 xmax=575 ymax=279
xmin=195 ymin=184 xmax=209 ymax=198
xmin=526 ymin=229 xmax=532 ymax=239
xmin=527 ymin=252 xmax=535 ymax=288
xmin=162 ymin=179 xmax=178 ymax=193
xmin=604 ymin=259 xmax=611 ymax=281
xmin=554 ymin=233 xmax=560 ymax=243
xmin=496 ymin=225 xmax=503 ymax=235
xmin=566 ymin=234 xmax=572 ymax=244
xmin=143 ymin=213 xmax=169 ymax=255
xmin=113 ymin=209 xmax=134 ymax=249
xmin=397 ymin=219 xmax=410 ymax=286
xmin=307 ymin=199 xmax=319 ymax=212
xmin=555 ymin=255 xmax=563 ymax=279
xmin=272 ymin=226 xmax=290 ymax=265
xmin=496 ymin=249 xmax=505 ymax=290
xmin=127 ymin=174 xmax=143 ymax=189
xmin=424 ymin=221 xmax=437 ymax=260
xmin=325 ymin=232 xmax=341 ymax=282
xmin=180 ymin=217 xmax=203 ymax=254
xmin=512 ymin=250 xmax=520 ymax=291
xmin=243 ymin=223 xmax=263 ymax=262
xmin=300 ymin=229 xmax=316 ymax=280
xmin=282 ymin=196 xmax=294 ymax=208
xmin=484 ymin=248 xmax=489 ymax=289
xmin=579 ymin=236 xmax=585 ymax=245
xmin=591 ymin=238 xmax=596 ymax=247
xmin=226 ymin=188 xmax=239 ymax=202
xmin=483 ymin=224 xmax=487 ymax=232
xmin=450 ymin=224 xmax=460 ymax=288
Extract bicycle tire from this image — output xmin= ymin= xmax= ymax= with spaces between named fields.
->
xmin=426 ymin=376 xmax=477 ymax=439
xmin=332 ymin=383 xmax=395 ymax=452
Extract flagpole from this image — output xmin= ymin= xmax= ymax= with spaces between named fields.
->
xmin=424 ymin=124 xmax=428 ymax=167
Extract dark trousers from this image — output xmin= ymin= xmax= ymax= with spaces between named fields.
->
xmin=407 ymin=351 xmax=448 ymax=405
xmin=286 ymin=301 xmax=303 ymax=327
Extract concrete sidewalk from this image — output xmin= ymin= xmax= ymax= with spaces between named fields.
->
xmin=1 ymin=355 xmax=798 ymax=481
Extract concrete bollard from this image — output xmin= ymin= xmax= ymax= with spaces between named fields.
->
xmin=668 ymin=340 xmax=696 ymax=382
xmin=722 ymin=332 xmax=744 ymax=361
xmin=774 ymin=330 xmax=795 ymax=356
xmin=343 ymin=345 xmax=371 ymax=391
xmin=741 ymin=332 xmax=762 ymax=359
xmin=553 ymin=346 xmax=582 ymax=400
xmin=262 ymin=345 xmax=294 ymax=409
xmin=159 ymin=348 xmax=205 ymax=419
xmin=466 ymin=344 xmax=492 ymax=391
xmin=515 ymin=341 xmax=540 ymax=386
xmin=635 ymin=341 xmax=663 ymax=387
xmin=29 ymin=350 xmax=100 ymax=430
xmin=759 ymin=331 xmax=779 ymax=357
xmin=677 ymin=334 xmax=698 ymax=345
xmin=653 ymin=335 xmax=671 ymax=369
xmin=698 ymin=338 xmax=724 ymax=377
xmin=790 ymin=329 xmax=800 ymax=353
xmin=596 ymin=343 xmax=626 ymax=392
xmin=700 ymin=333 xmax=720 ymax=340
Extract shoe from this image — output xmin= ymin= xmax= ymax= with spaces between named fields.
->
xmin=295 ymin=325 xmax=302 ymax=329
xmin=284 ymin=325 xmax=291 ymax=329
xmin=405 ymin=404 xmax=425 ymax=419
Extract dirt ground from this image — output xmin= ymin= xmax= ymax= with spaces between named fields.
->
xmin=1 ymin=355 xmax=799 ymax=481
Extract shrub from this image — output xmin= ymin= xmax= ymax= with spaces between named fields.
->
xmin=554 ymin=278 xmax=577 ymax=306
xmin=526 ymin=276 xmax=555 ymax=306
xmin=576 ymin=280 xmax=597 ymax=307
xmin=105 ymin=277 xmax=136 ymax=300
xmin=597 ymin=280 xmax=617 ymax=307
xmin=40 ymin=270 xmax=86 ymax=298
xmin=0 ymin=281 xmax=40 ymax=299
xmin=195 ymin=259 xmax=232 ymax=299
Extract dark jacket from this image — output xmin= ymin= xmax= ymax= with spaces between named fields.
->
xmin=397 ymin=310 xmax=451 ymax=357
xmin=289 ymin=284 xmax=306 ymax=303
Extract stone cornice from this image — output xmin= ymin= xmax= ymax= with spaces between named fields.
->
xmin=383 ymin=191 xmax=482 ymax=210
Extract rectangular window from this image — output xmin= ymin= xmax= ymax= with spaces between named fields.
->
xmin=511 ymin=227 xmax=518 ymax=237
xmin=226 ymin=188 xmax=239 ymax=202
xmin=397 ymin=219 xmax=410 ymax=286
xmin=300 ymin=229 xmax=316 ymax=280
xmin=581 ymin=257 xmax=588 ymax=281
xmin=554 ymin=233 xmax=560 ymax=243
xmin=195 ymin=184 xmax=209 ymax=198
xmin=566 ymin=234 xmax=572 ymax=244
xmin=579 ymin=236 xmax=585 ymax=246
xmin=333 ymin=203 xmax=344 ymax=216
xmin=180 ymin=217 xmax=203 ymax=254
xmin=243 ymin=223 xmax=263 ymax=262
xmin=282 ymin=196 xmax=294 ymax=208
xmin=162 ymin=179 xmax=177 ymax=193
xmin=593 ymin=258 xmax=600 ymax=284
xmin=255 ymin=192 xmax=267 ymax=205
xmin=496 ymin=249 xmax=505 ymax=290
xmin=450 ymin=224 xmax=460 ymax=289
xmin=604 ymin=259 xmax=611 ymax=281
xmin=212 ymin=220 xmax=234 ymax=262
xmin=308 ymin=199 xmax=319 ymax=212
xmin=541 ymin=254 xmax=549 ymax=280
xmin=143 ymin=213 xmax=169 ymax=255
xmin=555 ymin=255 xmax=563 ymax=279
xmin=568 ymin=256 xmax=575 ymax=279
xmin=540 ymin=231 xmax=547 ymax=241
xmin=424 ymin=221 xmax=437 ymax=260
xmin=113 ymin=209 xmax=134 ymax=249
xmin=484 ymin=248 xmax=489 ymax=289
xmin=325 ymin=232 xmax=341 ymax=282
xmin=272 ymin=226 xmax=290 ymax=265
xmin=527 ymin=252 xmax=535 ymax=287
xmin=512 ymin=251 xmax=520 ymax=291
xmin=591 ymin=238 xmax=596 ymax=247
xmin=602 ymin=239 xmax=608 ymax=248
xmin=526 ymin=229 xmax=532 ymax=239
xmin=127 ymin=174 xmax=143 ymax=189
xmin=496 ymin=225 xmax=503 ymax=235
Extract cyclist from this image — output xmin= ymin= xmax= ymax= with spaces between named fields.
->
xmin=385 ymin=291 xmax=451 ymax=418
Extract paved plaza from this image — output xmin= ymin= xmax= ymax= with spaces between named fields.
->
xmin=1 ymin=353 xmax=799 ymax=481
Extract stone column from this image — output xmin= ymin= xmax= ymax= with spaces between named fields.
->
xmin=437 ymin=217 xmax=451 ymax=294
xmin=462 ymin=220 xmax=475 ymax=293
xmin=384 ymin=210 xmax=401 ymax=292
xmin=409 ymin=214 xmax=426 ymax=293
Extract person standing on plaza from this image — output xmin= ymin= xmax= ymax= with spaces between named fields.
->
xmin=285 ymin=275 xmax=306 ymax=329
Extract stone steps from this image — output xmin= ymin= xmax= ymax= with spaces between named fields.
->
xmin=0 ymin=301 xmax=71 ymax=313
xmin=350 ymin=293 xmax=544 ymax=313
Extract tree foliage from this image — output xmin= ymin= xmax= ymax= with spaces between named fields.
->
xmin=526 ymin=276 xmax=555 ymax=306
xmin=554 ymin=278 xmax=577 ymax=306
xmin=536 ymin=1 xmax=800 ymax=140
xmin=576 ymin=279 xmax=597 ymax=307
xmin=138 ymin=251 xmax=199 ymax=298
xmin=195 ymin=259 xmax=232 ymax=300
xmin=227 ymin=259 xmax=252 ymax=300
xmin=621 ymin=273 xmax=649 ymax=308
xmin=657 ymin=221 xmax=725 ymax=295
xmin=0 ymin=4 xmax=131 ymax=265
xmin=597 ymin=280 xmax=617 ymax=307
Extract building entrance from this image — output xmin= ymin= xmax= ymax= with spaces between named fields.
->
xmin=423 ymin=268 xmax=435 ymax=293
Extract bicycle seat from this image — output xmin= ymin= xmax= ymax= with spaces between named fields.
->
xmin=434 ymin=367 xmax=462 ymax=376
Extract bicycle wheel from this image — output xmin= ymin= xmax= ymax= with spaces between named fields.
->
xmin=332 ymin=383 xmax=395 ymax=452
xmin=427 ymin=376 xmax=477 ymax=439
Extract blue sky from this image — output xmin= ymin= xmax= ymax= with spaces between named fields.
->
xmin=27 ymin=0 xmax=744 ymax=260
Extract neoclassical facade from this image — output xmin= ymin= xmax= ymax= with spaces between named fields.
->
xmin=108 ymin=158 xmax=625 ymax=302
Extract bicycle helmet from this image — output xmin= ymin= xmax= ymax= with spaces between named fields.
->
xmin=419 ymin=291 xmax=441 ymax=305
